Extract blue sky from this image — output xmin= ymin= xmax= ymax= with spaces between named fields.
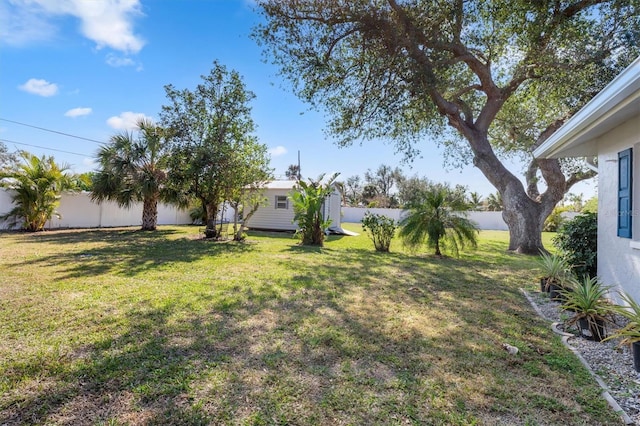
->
xmin=0 ymin=0 xmax=595 ymax=199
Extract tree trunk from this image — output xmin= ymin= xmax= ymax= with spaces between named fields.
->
xmin=141 ymin=195 xmax=158 ymax=231
xmin=234 ymin=200 xmax=262 ymax=241
xmin=465 ymin=132 xmax=561 ymax=254
xmin=204 ymin=202 xmax=220 ymax=238
xmin=434 ymin=239 xmax=442 ymax=256
xmin=501 ymin=190 xmax=554 ymax=254
xmin=311 ymin=214 xmax=324 ymax=246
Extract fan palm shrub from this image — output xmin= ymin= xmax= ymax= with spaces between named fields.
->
xmin=92 ymin=119 xmax=174 ymax=231
xmin=0 ymin=151 xmax=74 ymax=231
xmin=399 ymin=184 xmax=478 ymax=257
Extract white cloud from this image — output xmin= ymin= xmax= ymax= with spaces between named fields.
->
xmin=0 ymin=1 xmax=57 ymax=46
xmin=105 ymin=53 xmax=142 ymax=70
xmin=65 ymin=107 xmax=92 ymax=118
xmin=19 ymin=78 xmax=59 ymax=97
xmin=1 ymin=0 xmax=145 ymax=54
xmin=269 ymin=146 xmax=287 ymax=157
xmin=82 ymin=157 xmax=95 ymax=167
xmin=107 ymin=111 xmax=153 ymax=130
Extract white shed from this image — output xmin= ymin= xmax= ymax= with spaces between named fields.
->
xmin=246 ymin=180 xmax=347 ymax=233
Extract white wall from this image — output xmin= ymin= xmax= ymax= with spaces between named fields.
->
xmin=248 ymin=189 xmax=297 ymax=231
xmin=594 ymin=117 xmax=640 ymax=304
xmin=341 ymin=207 xmax=509 ymax=231
xmin=0 ymin=190 xmax=192 ymax=230
xmin=324 ymin=187 xmax=343 ymax=229
xmin=0 ymin=189 xmax=15 ymax=229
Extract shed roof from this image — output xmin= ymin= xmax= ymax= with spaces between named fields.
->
xmin=264 ymin=180 xmax=297 ymax=190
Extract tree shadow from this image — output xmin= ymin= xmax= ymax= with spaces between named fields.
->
xmin=0 ymin=231 xmax=614 ymax=424
xmin=0 ymin=302 xmax=225 ymax=425
xmin=15 ymin=227 xmax=182 ymax=245
xmin=7 ymin=229 xmax=256 ymax=279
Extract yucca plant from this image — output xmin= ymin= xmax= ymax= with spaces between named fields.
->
xmin=606 ymin=292 xmax=640 ymax=345
xmin=537 ymin=251 xmax=572 ymax=293
xmin=605 ymin=292 xmax=640 ymax=371
xmin=562 ymin=275 xmax=612 ymax=341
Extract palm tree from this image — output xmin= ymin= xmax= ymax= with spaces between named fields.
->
xmin=399 ymin=184 xmax=479 ymax=256
xmin=469 ymin=191 xmax=483 ymax=210
xmin=91 ymin=119 xmax=171 ymax=231
xmin=486 ymin=191 xmax=503 ymax=211
xmin=291 ymin=172 xmax=339 ymax=246
xmin=0 ymin=151 xmax=73 ymax=231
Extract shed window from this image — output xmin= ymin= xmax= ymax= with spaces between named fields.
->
xmin=275 ymin=195 xmax=288 ymax=209
xmin=618 ymin=148 xmax=633 ymax=238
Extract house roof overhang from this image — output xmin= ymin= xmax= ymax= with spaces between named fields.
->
xmin=533 ymin=56 xmax=640 ymax=159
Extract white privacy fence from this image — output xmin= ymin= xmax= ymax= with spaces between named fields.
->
xmin=0 ymin=190 xmax=192 ymax=230
xmin=0 ymin=189 xmax=580 ymax=232
xmin=342 ymin=207 xmax=581 ymax=231
xmin=342 ymin=207 xmax=509 ymax=230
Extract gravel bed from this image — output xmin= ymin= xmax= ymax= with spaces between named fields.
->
xmin=526 ymin=290 xmax=640 ymax=424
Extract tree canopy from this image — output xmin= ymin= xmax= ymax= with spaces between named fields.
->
xmin=254 ymin=0 xmax=640 ymax=253
xmin=0 ymin=141 xmax=17 ymax=172
xmin=160 ymin=61 xmax=272 ymax=238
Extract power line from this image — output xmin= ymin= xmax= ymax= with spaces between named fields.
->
xmin=0 ymin=138 xmax=92 ymax=158
xmin=0 ymin=117 xmax=107 ymax=145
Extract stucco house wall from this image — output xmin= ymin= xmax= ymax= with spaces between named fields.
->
xmin=534 ymin=56 xmax=640 ymax=304
xmin=594 ymin=120 xmax=640 ymax=303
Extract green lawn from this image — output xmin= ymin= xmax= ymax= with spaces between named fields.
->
xmin=0 ymin=225 xmax=620 ymax=425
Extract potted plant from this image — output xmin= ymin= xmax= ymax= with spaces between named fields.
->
xmin=605 ymin=292 xmax=640 ymax=372
xmin=561 ymin=275 xmax=612 ymax=341
xmin=538 ymin=251 xmax=572 ymax=299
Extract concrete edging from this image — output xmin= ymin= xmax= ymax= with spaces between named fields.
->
xmin=521 ymin=289 xmax=634 ymax=425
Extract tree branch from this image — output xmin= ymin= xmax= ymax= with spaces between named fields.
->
xmin=538 ymin=158 xmax=567 ymax=206
xmin=566 ymin=168 xmax=597 ymax=191
xmin=525 ymin=159 xmax=541 ymax=201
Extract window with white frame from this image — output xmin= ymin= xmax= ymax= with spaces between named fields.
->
xmin=275 ymin=195 xmax=288 ymax=209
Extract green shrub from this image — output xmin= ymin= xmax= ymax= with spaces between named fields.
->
xmin=553 ymin=212 xmax=597 ymax=278
xmin=362 ymin=212 xmax=397 ymax=252
xmin=543 ymin=206 xmax=568 ymax=232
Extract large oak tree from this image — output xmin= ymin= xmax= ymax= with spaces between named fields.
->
xmin=254 ymin=0 xmax=639 ymax=253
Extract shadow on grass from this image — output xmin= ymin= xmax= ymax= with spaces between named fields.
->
xmin=0 ymin=302 xmax=222 ymax=425
xmin=16 ymin=227 xmax=182 ymax=244
xmin=8 ymin=228 xmax=256 ymax=279
xmin=0 ymin=232 xmax=616 ymax=425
